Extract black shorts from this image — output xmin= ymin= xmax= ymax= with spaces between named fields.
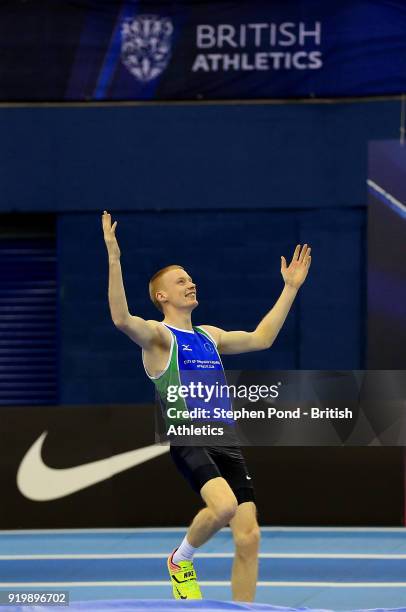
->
xmin=170 ymin=445 xmax=255 ymax=505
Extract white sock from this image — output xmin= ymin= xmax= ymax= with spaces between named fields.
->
xmin=173 ymin=535 xmax=197 ymax=564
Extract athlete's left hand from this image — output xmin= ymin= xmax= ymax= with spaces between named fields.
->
xmin=281 ymin=244 xmax=311 ymax=289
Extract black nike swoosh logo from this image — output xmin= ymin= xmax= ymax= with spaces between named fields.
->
xmin=174 ymin=586 xmax=187 ymax=599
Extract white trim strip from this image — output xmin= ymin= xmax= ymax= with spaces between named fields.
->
xmin=0 ymin=528 xmax=186 ymax=534
xmin=1 ymin=581 xmax=406 ymax=588
xmin=195 ymin=326 xmax=218 ymax=348
xmin=367 ymin=179 xmax=406 ymax=214
xmin=260 ymin=526 xmax=406 ymax=532
xmin=263 ymin=527 xmax=406 ymax=532
xmin=2 ymin=553 xmax=406 ymax=560
xmin=163 ymin=324 xmax=195 ymax=334
xmin=142 ymin=330 xmax=174 ymax=380
xmin=0 ymin=526 xmax=405 ymax=534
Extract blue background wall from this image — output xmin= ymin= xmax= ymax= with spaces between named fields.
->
xmin=0 ymin=101 xmax=398 ymax=212
xmin=58 ymin=207 xmax=365 ymax=403
xmin=0 ymin=100 xmax=399 ymax=403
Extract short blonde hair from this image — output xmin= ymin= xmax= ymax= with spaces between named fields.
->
xmin=149 ymin=265 xmax=184 ymax=312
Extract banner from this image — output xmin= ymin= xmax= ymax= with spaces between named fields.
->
xmin=0 ymin=404 xmax=403 ymax=528
xmin=1 ymin=1 xmax=406 ymax=101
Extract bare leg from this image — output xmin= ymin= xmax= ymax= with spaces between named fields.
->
xmin=230 ymin=501 xmax=260 ymax=602
xmin=186 ymin=477 xmax=238 ymax=548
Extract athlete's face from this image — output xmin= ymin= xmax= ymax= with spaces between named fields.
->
xmin=158 ymin=269 xmax=198 ymax=312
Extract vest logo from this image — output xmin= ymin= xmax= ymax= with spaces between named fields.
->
xmin=182 ymin=344 xmax=192 ymax=352
xmin=121 ymin=15 xmax=174 ymax=82
xmin=204 ymin=342 xmax=214 ymax=353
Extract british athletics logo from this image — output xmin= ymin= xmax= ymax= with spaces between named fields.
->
xmin=121 ymin=15 xmax=174 ymax=82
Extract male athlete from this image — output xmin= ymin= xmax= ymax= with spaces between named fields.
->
xmin=102 ymin=211 xmax=311 ymax=602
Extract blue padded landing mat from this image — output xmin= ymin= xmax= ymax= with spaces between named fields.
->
xmin=6 ymin=600 xmax=406 ymax=612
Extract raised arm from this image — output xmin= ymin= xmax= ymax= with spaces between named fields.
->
xmin=102 ymin=211 xmax=166 ymax=349
xmin=202 ymin=244 xmax=311 ymax=355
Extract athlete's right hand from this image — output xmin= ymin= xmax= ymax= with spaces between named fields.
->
xmin=102 ymin=210 xmax=121 ymax=260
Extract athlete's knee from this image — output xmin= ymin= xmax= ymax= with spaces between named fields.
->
xmin=201 ymin=478 xmax=238 ymax=526
xmin=234 ymin=524 xmax=261 ymax=558
xmin=211 ymin=498 xmax=238 ymax=526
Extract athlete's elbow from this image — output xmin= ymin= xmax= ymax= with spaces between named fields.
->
xmin=112 ymin=314 xmax=130 ymax=329
xmin=253 ymin=332 xmax=273 ymax=351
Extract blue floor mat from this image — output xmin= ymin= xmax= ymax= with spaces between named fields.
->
xmin=6 ymin=599 xmax=406 ymax=612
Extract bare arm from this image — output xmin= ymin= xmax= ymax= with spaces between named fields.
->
xmin=202 ymin=244 xmax=311 ymax=355
xmin=102 ymin=211 xmax=167 ymax=349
